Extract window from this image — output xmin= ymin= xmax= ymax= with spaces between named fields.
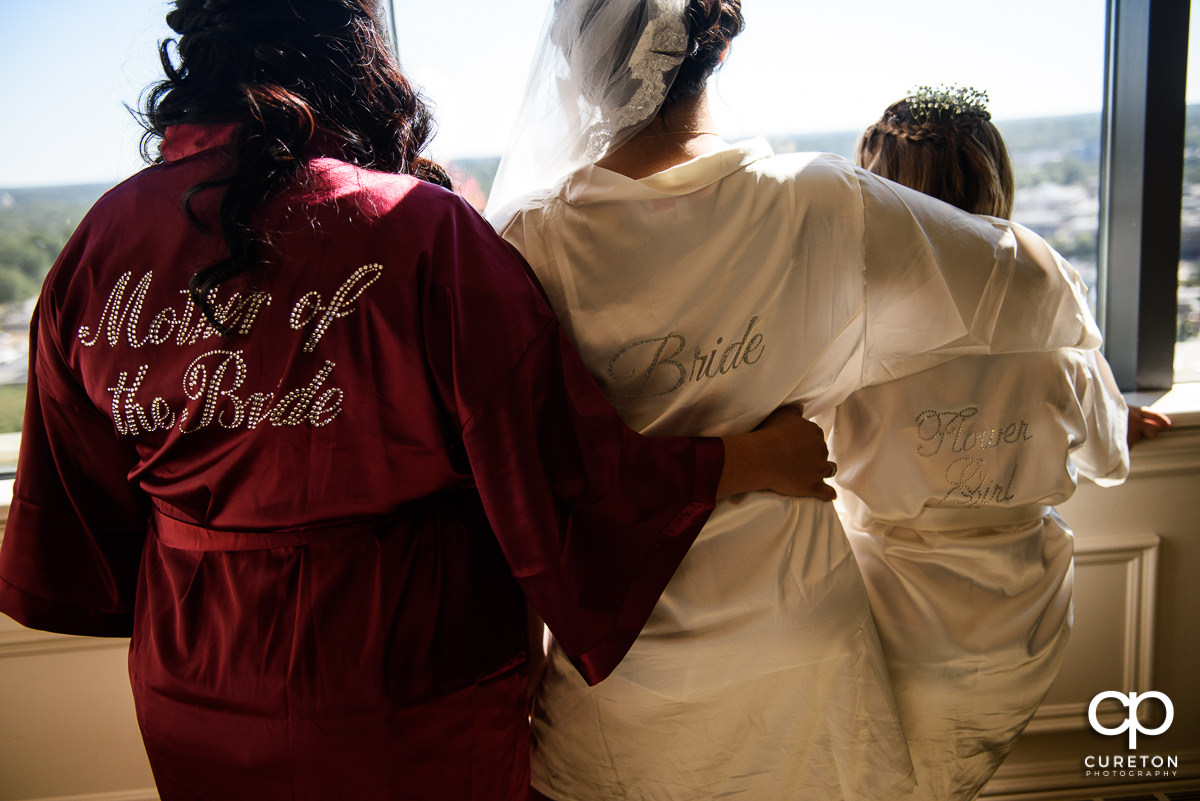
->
xmin=394 ymin=1 xmax=1111 ymax=289
xmin=0 ymin=0 xmax=1191 ymax=477
xmin=393 ymin=0 xmax=1126 ymax=376
xmin=392 ymin=0 xmax=1191 ymax=393
xmin=1178 ymin=1 xmax=1200 ymax=382
xmin=0 ymin=2 xmax=174 ymax=472
xmin=1099 ymin=0 xmax=1190 ymax=390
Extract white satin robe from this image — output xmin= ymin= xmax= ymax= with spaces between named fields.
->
xmin=825 ymin=349 xmax=1129 ymax=801
xmin=494 ymin=139 xmax=1101 ymax=801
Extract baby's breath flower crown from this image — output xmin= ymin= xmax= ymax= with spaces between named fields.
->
xmin=904 ymin=85 xmax=991 ymax=124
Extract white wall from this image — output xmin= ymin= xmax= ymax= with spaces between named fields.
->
xmin=0 ymin=502 xmax=156 ymax=801
xmin=982 ymin=392 xmax=1200 ymax=799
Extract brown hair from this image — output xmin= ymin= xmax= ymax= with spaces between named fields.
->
xmin=856 ymin=92 xmax=1014 ymax=219
xmin=664 ymin=0 xmax=744 ymax=106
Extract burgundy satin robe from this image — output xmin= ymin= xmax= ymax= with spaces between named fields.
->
xmin=0 ymin=125 xmax=721 ymax=800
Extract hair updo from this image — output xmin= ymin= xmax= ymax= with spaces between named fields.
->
xmin=140 ymin=0 xmax=448 ymax=332
xmin=664 ymin=0 xmax=744 ymax=106
xmin=856 ymin=87 xmax=1014 ymax=219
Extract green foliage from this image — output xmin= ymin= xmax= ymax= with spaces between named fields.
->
xmin=0 ymin=268 xmax=40 ymax=305
xmin=0 ymin=382 xmax=26 ymax=433
xmin=1048 ymin=229 xmax=1098 ymax=263
xmin=449 ymin=156 xmax=500 ymax=201
xmin=0 ymin=184 xmax=109 ymax=434
xmin=1014 ymin=151 xmax=1096 ymax=190
xmin=0 ymin=183 xmax=109 ymax=304
xmin=1181 ymin=260 xmax=1199 ymax=287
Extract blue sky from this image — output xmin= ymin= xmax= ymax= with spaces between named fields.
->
xmin=0 ymin=0 xmax=1192 ymax=188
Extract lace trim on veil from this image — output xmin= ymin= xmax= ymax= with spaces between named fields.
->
xmin=486 ymin=0 xmax=687 ymax=220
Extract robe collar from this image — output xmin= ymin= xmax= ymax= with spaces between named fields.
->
xmin=161 ymin=123 xmax=241 ymax=163
xmin=561 ymin=137 xmax=774 ymax=205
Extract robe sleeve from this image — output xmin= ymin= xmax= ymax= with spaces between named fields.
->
xmin=855 ymin=171 xmax=1102 ymax=387
xmin=1069 ymin=348 xmax=1131 ymax=487
xmin=422 ymin=201 xmax=722 ymax=685
xmin=0 ymin=301 xmax=149 ymax=637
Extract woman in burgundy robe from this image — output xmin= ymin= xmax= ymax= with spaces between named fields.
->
xmin=0 ymin=2 xmax=833 ymax=799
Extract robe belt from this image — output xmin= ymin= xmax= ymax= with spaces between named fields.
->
xmin=151 ymin=505 xmax=373 ymax=551
xmin=879 ymin=503 xmax=1052 ymax=532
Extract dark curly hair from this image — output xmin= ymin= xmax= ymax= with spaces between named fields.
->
xmin=139 ymin=0 xmax=449 ymax=332
xmin=665 ymin=0 xmax=744 ymax=107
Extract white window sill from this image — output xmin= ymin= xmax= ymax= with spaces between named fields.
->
xmin=1126 ymin=380 xmax=1200 ymax=428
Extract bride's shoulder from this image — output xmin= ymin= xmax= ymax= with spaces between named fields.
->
xmin=748 ymin=150 xmax=863 ymax=199
xmin=487 ymin=186 xmax=561 ymax=231
xmin=756 ymin=150 xmax=854 ymax=176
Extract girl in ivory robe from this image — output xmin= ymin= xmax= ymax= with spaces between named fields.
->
xmin=823 ymin=85 xmax=1171 ymax=801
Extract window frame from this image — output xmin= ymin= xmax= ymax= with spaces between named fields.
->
xmin=1098 ymin=0 xmax=1190 ymax=391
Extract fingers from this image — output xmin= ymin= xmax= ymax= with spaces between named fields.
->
xmin=747 ymin=405 xmax=839 ymax=501
xmin=1141 ymin=408 xmax=1172 ymax=430
xmin=1138 ymin=422 xmax=1164 ymax=440
xmin=809 ymin=462 xmax=838 ymax=500
xmin=811 ymin=480 xmax=837 ymax=501
xmin=1128 ymin=406 xmax=1173 ymax=447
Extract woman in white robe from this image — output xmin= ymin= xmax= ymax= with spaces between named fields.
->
xmin=821 ymin=87 xmax=1169 ymax=801
xmin=488 ymin=5 xmax=1104 ymax=800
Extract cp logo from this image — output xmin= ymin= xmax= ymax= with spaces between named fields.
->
xmin=1088 ymin=691 xmax=1174 ymax=749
